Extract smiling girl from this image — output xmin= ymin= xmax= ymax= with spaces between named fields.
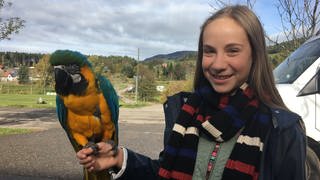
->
xmin=77 ymin=5 xmax=306 ymax=180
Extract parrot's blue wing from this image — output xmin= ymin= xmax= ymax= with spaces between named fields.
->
xmin=56 ymin=96 xmax=68 ymax=131
xmin=56 ymin=96 xmax=80 ymax=150
xmin=98 ymin=75 xmax=119 ymax=140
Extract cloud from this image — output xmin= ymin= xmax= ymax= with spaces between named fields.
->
xmin=1 ymin=0 xmax=283 ymax=60
xmin=0 ymin=0 xmax=211 ymax=59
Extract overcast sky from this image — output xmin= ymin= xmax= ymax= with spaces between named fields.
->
xmin=0 ymin=0 xmax=281 ymax=60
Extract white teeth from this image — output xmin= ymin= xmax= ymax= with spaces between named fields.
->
xmin=213 ymin=75 xmax=231 ymax=79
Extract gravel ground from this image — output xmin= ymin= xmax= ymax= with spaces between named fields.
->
xmin=0 ymin=104 xmax=165 ymax=180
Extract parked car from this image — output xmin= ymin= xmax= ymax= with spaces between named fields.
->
xmin=273 ymin=33 xmax=320 ymax=158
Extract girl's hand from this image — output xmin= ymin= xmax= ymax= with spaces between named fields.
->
xmin=76 ymin=142 xmax=123 ymax=172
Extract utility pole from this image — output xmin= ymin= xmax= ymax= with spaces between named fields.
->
xmin=1 ymin=54 xmax=4 ymax=66
xmin=135 ymin=48 xmax=139 ymax=104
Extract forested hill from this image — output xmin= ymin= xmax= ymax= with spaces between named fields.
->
xmin=0 ymin=50 xmax=198 ymax=68
xmin=0 ymin=37 xmax=302 ymax=68
xmin=144 ymin=51 xmax=197 ymax=61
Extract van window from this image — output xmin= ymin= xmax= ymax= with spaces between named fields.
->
xmin=273 ymin=38 xmax=320 ymax=84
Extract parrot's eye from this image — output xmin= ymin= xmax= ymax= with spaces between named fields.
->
xmin=66 ymin=65 xmax=81 ymax=74
xmin=54 ymin=65 xmax=66 ymax=69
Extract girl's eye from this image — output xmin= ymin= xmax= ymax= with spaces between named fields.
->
xmin=203 ymin=46 xmax=216 ymax=57
xmin=203 ymin=51 xmax=214 ymax=57
xmin=227 ymin=48 xmax=240 ymax=56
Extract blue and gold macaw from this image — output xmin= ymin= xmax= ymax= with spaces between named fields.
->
xmin=50 ymin=50 xmax=119 ymax=180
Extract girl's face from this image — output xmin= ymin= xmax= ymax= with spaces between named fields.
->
xmin=202 ymin=17 xmax=252 ymax=94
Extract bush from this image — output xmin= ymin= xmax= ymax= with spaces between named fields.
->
xmin=160 ymin=79 xmax=193 ymax=103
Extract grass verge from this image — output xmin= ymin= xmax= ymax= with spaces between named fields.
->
xmin=0 ymin=94 xmax=157 ymax=108
xmin=0 ymin=127 xmax=33 ymax=136
xmin=120 ymin=102 xmax=149 ymax=108
xmin=0 ymin=94 xmax=56 ymax=108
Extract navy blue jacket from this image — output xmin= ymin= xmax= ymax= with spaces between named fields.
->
xmin=119 ymin=92 xmax=306 ymax=180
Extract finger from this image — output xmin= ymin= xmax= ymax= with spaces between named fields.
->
xmin=97 ymin=141 xmax=115 ymax=155
xmin=76 ymin=151 xmax=87 ymax=159
xmin=106 ymin=140 xmax=118 ymax=156
xmin=105 ymin=140 xmax=117 ymax=152
xmin=84 ymin=142 xmax=99 ymax=156
xmin=79 ymin=156 xmax=93 ymax=165
xmin=76 ymin=148 xmax=94 ymax=159
xmin=96 ymin=142 xmax=107 ymax=151
xmin=81 ymin=147 xmax=94 ymax=154
xmin=83 ymin=160 xmax=95 ymax=169
xmin=87 ymin=166 xmax=95 ymax=172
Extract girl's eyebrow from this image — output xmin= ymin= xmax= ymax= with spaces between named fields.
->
xmin=225 ymin=43 xmax=244 ymax=48
xmin=203 ymin=44 xmax=215 ymax=49
xmin=203 ymin=43 xmax=243 ymax=48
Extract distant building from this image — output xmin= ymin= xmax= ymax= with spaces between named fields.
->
xmin=0 ymin=70 xmax=18 ymax=82
xmin=156 ymin=85 xmax=165 ymax=92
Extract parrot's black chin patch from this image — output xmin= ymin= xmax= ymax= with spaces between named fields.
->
xmin=54 ymin=68 xmax=88 ymax=96
xmin=71 ymin=76 xmax=89 ymax=95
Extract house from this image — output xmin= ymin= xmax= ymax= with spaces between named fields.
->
xmin=0 ymin=70 xmax=17 ymax=82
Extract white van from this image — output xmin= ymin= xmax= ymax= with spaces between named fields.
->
xmin=273 ymin=34 xmax=320 ymax=155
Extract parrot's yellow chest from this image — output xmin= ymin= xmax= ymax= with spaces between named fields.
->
xmin=60 ymin=66 xmax=114 ymax=147
xmin=63 ymin=92 xmax=100 ymax=115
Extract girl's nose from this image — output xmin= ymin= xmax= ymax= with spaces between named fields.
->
xmin=209 ymin=53 xmax=227 ymax=71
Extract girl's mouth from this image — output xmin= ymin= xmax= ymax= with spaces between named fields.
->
xmin=212 ymin=74 xmax=232 ymax=80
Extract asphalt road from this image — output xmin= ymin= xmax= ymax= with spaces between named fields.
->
xmin=0 ymin=104 xmax=165 ymax=180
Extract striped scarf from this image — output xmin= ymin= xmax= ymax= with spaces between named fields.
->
xmin=159 ymin=84 xmax=272 ymax=180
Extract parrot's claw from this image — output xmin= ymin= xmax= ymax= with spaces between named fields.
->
xmin=84 ymin=142 xmax=99 ymax=156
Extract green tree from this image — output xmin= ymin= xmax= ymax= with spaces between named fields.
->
xmin=173 ymin=63 xmax=186 ymax=80
xmin=18 ymin=65 xmax=29 ymax=84
xmin=137 ymin=64 xmax=157 ymax=101
xmin=0 ymin=0 xmax=25 ymax=40
xmin=35 ymin=54 xmax=54 ymax=93
xmin=121 ymin=64 xmax=135 ymax=78
xmin=162 ymin=64 xmax=169 ymax=78
xmin=168 ymin=62 xmax=174 ymax=80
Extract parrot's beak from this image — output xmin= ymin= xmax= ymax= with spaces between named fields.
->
xmin=54 ymin=67 xmax=68 ymax=84
xmin=53 ymin=67 xmax=71 ymax=96
xmin=53 ymin=65 xmax=88 ymax=96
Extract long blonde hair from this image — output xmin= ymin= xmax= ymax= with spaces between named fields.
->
xmin=194 ymin=5 xmax=287 ymax=109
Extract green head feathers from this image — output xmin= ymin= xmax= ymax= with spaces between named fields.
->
xmin=49 ymin=50 xmax=92 ymax=68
